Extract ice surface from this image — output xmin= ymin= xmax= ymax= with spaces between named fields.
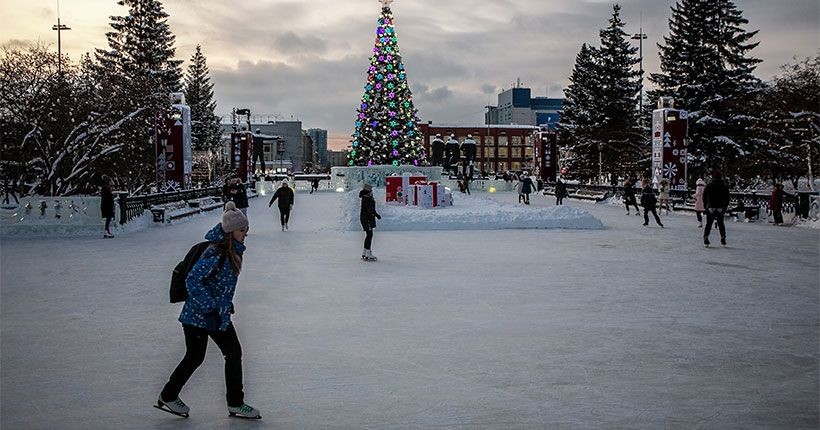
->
xmin=1 ymin=191 xmax=818 ymax=429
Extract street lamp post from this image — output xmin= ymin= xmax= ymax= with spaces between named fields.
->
xmin=52 ymin=0 xmax=71 ymax=74
xmin=631 ymin=14 xmax=647 ymax=126
xmin=598 ymin=142 xmax=603 ymax=185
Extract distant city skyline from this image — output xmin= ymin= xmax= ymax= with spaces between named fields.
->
xmin=2 ymin=0 xmax=817 ymax=149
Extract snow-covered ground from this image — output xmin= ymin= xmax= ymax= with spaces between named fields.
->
xmin=1 ymin=191 xmax=818 ymax=429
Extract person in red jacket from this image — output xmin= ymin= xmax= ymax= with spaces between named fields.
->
xmin=769 ymin=183 xmax=785 ymax=225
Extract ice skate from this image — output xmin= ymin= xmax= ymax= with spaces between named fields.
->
xmin=228 ymin=403 xmax=261 ymax=420
xmin=362 ymin=249 xmax=378 ymax=261
xmin=154 ymin=396 xmax=190 ymax=418
xmin=698 ymin=221 xmax=703 ymax=228
xmin=281 ymin=225 xmax=285 ymax=232
xmin=720 ymin=237 xmax=726 ymax=246
xmin=704 ymin=237 xmax=710 ymax=248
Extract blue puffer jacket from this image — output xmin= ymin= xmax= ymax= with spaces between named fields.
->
xmin=179 ymin=223 xmax=245 ymax=331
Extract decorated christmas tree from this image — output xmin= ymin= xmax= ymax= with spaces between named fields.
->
xmin=349 ymin=0 xmax=425 ymax=167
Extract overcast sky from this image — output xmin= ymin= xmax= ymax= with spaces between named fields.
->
xmin=2 ymin=0 xmax=817 ymax=148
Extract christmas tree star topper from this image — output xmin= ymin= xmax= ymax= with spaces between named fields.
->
xmin=380 ymin=0 xmax=394 ymax=6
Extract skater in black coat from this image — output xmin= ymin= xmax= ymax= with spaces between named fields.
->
xmin=100 ymin=175 xmax=115 ymax=238
xmin=703 ymin=171 xmax=730 ymax=246
xmin=640 ymin=182 xmax=664 ymax=227
xmin=554 ymin=179 xmax=568 ymax=205
xmin=268 ymin=181 xmax=295 ymax=231
xmin=360 ymin=183 xmax=381 ymax=261
xmin=622 ymin=177 xmax=641 ymax=215
xmin=521 ymin=173 xmax=534 ymax=205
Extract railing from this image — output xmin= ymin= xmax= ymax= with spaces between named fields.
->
xmin=118 ymin=186 xmax=224 ymax=224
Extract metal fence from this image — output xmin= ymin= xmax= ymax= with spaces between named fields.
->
xmin=117 ymin=186 xmax=224 ymax=224
xmin=547 ymin=183 xmax=817 ymax=217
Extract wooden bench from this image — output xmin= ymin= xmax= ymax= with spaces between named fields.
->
xmin=188 ymin=197 xmax=223 ymax=212
xmin=150 ymin=201 xmax=200 ymax=223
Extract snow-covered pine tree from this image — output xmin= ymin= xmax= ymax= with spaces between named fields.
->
xmin=757 ymin=56 xmax=820 ymax=189
xmin=183 ymin=45 xmax=221 ymax=153
xmin=349 ymin=3 xmax=425 ymax=167
xmin=594 ymin=4 xmax=643 ymax=180
xmin=558 ymin=43 xmax=603 ymax=181
xmin=649 ymin=0 xmax=762 ymax=181
xmin=95 ymin=0 xmax=184 ymax=193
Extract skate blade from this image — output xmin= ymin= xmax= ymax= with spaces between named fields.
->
xmin=153 ymin=404 xmax=189 ymax=418
xmin=229 ymin=412 xmax=262 ymax=420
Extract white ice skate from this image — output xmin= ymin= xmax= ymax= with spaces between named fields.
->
xmin=362 ymin=249 xmax=378 ymax=261
xmin=154 ymin=396 xmax=190 ymax=418
xmin=228 ymin=403 xmax=261 ymax=420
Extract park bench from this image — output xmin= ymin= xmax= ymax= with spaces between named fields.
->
xmin=150 ymin=200 xmax=200 ymax=223
xmin=188 ymin=197 xmax=223 ymax=212
xmin=570 ymin=189 xmax=609 ymax=202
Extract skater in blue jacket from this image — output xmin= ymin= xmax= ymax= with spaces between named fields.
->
xmin=156 ymin=202 xmax=261 ymax=420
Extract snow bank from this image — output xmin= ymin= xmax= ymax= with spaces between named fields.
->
xmin=340 ymin=189 xmax=603 ymax=231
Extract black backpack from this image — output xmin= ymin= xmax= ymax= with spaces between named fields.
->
xmin=169 ymin=241 xmax=223 ymax=303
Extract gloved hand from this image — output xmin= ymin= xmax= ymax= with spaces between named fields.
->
xmin=376 ymin=214 xmax=381 ymax=220
xmin=289 ymin=204 xmax=293 ymax=211
xmin=207 ymin=310 xmax=222 ymax=329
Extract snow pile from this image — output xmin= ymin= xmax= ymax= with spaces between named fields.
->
xmin=340 ymin=189 xmax=603 ymax=231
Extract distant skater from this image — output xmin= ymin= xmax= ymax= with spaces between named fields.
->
xmin=694 ymin=178 xmax=706 ymax=227
xmin=268 ymin=180 xmax=295 ymax=231
xmin=100 ymin=175 xmax=115 ymax=238
xmin=703 ymin=171 xmax=730 ymax=247
xmin=622 ymin=176 xmax=640 ymax=215
xmin=360 ymin=183 xmax=381 ymax=261
xmin=640 ymin=181 xmax=664 ymax=228
xmin=658 ymin=178 xmax=670 ymax=215
xmin=555 ymin=179 xmax=568 ymax=205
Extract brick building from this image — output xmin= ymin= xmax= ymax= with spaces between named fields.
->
xmin=417 ymin=123 xmax=541 ymax=175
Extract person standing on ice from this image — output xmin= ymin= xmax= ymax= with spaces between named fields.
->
xmin=703 ymin=170 xmax=730 ymax=247
xmin=521 ymin=172 xmax=535 ymax=205
xmin=554 ymin=178 xmax=568 ymax=205
xmin=640 ymin=180 xmax=664 ymax=228
xmin=268 ymin=180 xmax=295 ymax=231
xmin=658 ymin=178 xmax=671 ymax=215
xmin=622 ymin=175 xmax=641 ymax=215
xmin=768 ymin=183 xmax=786 ymax=226
xmin=100 ymin=175 xmax=115 ymax=238
xmin=360 ymin=183 xmax=381 ymax=261
xmin=157 ymin=202 xmax=261 ymax=420
xmin=694 ymin=178 xmax=706 ymax=227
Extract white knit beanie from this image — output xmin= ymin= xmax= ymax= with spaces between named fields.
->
xmin=221 ymin=201 xmax=248 ymax=233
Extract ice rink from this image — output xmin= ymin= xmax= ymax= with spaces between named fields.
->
xmin=1 ymin=191 xmax=818 ymax=429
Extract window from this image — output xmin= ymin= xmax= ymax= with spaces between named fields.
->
xmin=498 ymin=147 xmax=508 ymax=158
xmin=484 ymin=146 xmax=495 ymax=158
xmin=498 ymin=162 xmax=508 ymax=172
xmin=511 ymin=136 xmax=522 ymax=145
xmin=511 ymin=162 xmax=521 ymax=171
xmin=525 ymin=147 xmax=533 ymax=157
xmin=498 ymin=136 xmax=508 ymax=147
xmin=512 ymin=147 xmax=522 ymax=158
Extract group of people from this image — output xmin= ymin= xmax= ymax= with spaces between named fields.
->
xmin=623 ymin=172 xmax=731 ymax=246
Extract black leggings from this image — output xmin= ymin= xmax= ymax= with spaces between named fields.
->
xmin=704 ymin=209 xmax=726 ymax=239
xmin=104 ymin=217 xmax=112 ymax=231
xmin=162 ymin=324 xmax=244 ymax=407
xmin=363 ymin=227 xmax=373 ymax=250
xmin=644 ymin=208 xmax=662 ymax=225
xmin=279 ymin=208 xmax=291 ymax=226
xmin=556 ymin=196 xmax=564 ymax=205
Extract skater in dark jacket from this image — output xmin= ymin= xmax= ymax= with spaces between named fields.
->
xmin=703 ymin=171 xmax=730 ymax=246
xmin=555 ymin=179 xmax=568 ymax=205
xmin=360 ymin=183 xmax=381 ymax=261
xmin=157 ymin=202 xmax=260 ymax=420
xmin=225 ymin=178 xmax=249 ymax=217
xmin=640 ymin=182 xmax=664 ymax=227
xmin=521 ymin=173 xmax=534 ymax=205
xmin=622 ymin=176 xmax=641 ymax=215
xmin=268 ymin=180 xmax=295 ymax=231
xmin=100 ymin=175 xmax=115 ymax=238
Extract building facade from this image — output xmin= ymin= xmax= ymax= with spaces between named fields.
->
xmin=220 ymin=120 xmax=305 ymax=172
xmin=485 ymin=87 xmax=563 ymax=130
xmin=417 ymin=123 xmax=541 ymax=174
xmin=307 ymin=128 xmax=328 ymax=165
xmin=327 ymin=149 xmax=349 ymax=167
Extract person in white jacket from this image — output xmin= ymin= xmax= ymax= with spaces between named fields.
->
xmin=693 ymin=178 xmax=706 ymax=227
